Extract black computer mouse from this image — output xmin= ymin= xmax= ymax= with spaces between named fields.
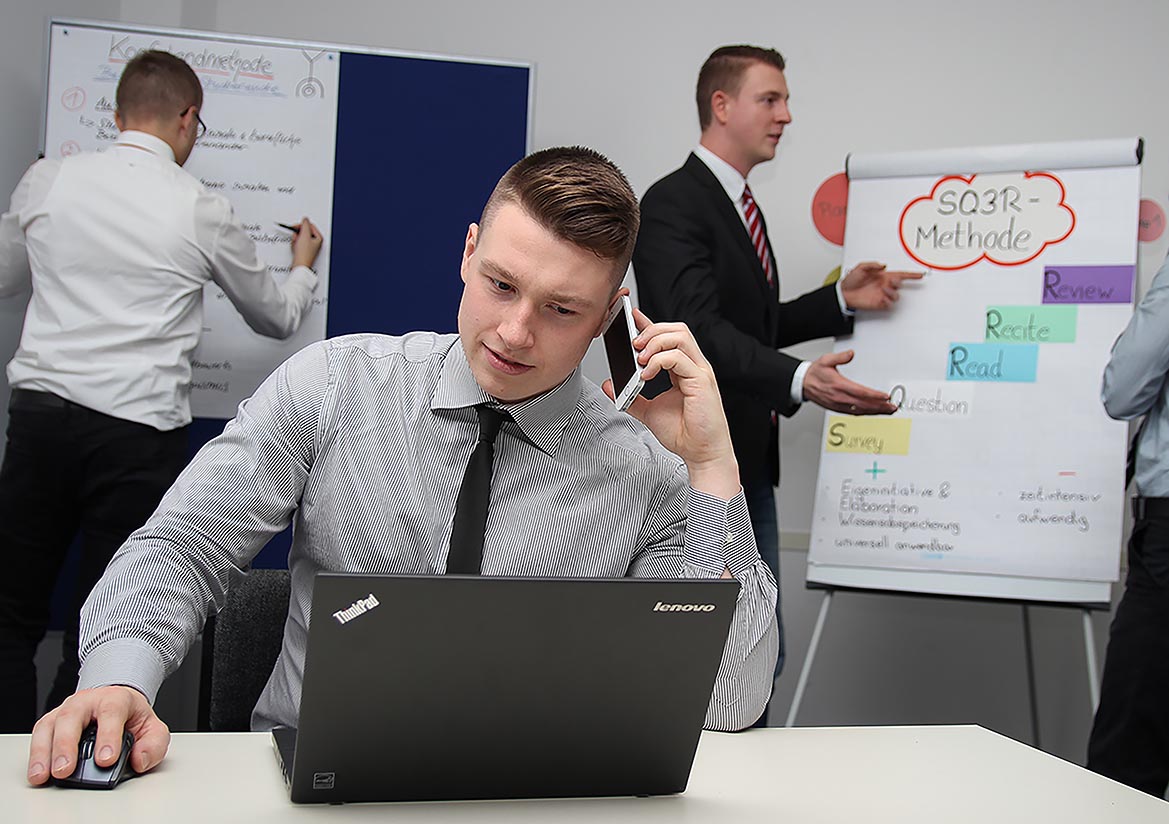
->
xmin=53 ymin=723 xmax=136 ymax=789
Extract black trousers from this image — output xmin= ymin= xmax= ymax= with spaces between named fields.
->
xmin=0 ymin=390 xmax=188 ymax=732
xmin=1087 ymin=498 xmax=1169 ymax=798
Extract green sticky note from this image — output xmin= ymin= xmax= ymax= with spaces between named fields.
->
xmin=984 ymin=305 xmax=1077 ymax=344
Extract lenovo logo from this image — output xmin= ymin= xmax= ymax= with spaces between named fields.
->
xmin=653 ymin=601 xmax=716 ymax=613
xmin=333 ymin=593 xmax=380 ymax=624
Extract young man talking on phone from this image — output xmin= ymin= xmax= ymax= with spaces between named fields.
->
xmin=27 ymin=147 xmax=777 ymax=785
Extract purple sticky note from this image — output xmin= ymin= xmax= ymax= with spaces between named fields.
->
xmin=1042 ymin=265 xmax=1133 ymax=304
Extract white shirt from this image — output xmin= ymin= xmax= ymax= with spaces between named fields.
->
xmin=0 ymin=131 xmax=318 ymax=430
xmin=693 ymin=144 xmax=851 ymax=404
xmin=693 ymin=144 xmax=757 ymax=233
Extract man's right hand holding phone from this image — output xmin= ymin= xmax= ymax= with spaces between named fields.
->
xmin=604 ymin=307 xmax=740 ymax=504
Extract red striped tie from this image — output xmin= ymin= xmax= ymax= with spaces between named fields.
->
xmin=742 ymin=184 xmax=773 ymax=287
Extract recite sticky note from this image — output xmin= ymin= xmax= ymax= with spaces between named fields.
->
xmin=825 ymin=417 xmax=912 ymax=455
xmin=946 ymin=343 xmax=1038 ymax=382
xmin=984 ymin=305 xmax=1077 ymax=343
xmin=1042 ymin=265 xmax=1133 ymax=304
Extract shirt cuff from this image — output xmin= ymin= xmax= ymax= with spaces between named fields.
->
xmin=791 ymin=359 xmax=812 ymax=404
xmin=836 ymin=278 xmax=855 ymax=316
xmin=77 ymin=638 xmax=168 ymax=706
xmin=289 ymin=264 xmax=320 ymax=290
xmin=684 ymin=487 xmax=759 ymax=576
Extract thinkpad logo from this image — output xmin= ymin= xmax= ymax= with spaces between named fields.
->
xmin=653 ymin=601 xmax=716 ymax=613
xmin=332 ymin=593 xmax=380 ymax=624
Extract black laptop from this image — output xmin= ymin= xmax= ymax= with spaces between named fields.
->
xmin=272 ymin=573 xmax=739 ymax=803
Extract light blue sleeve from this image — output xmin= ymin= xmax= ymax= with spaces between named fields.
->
xmin=1102 ymin=253 xmax=1169 ymax=420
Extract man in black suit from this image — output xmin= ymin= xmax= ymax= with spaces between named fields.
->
xmin=633 ymin=45 xmax=919 ymax=718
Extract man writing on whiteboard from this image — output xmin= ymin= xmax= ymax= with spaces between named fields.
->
xmin=0 ymin=50 xmax=324 ymax=733
xmin=1089 ymin=250 xmax=1169 ymax=797
xmin=633 ymin=45 xmax=921 ymax=723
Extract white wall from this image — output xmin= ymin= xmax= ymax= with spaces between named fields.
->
xmin=0 ymin=1 xmax=116 ymax=434
xmin=205 ymin=0 xmax=1169 ymax=542
xmin=7 ymin=0 xmax=1169 ymax=767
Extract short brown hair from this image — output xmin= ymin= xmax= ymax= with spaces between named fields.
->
xmin=116 ymin=50 xmax=203 ymax=122
xmin=480 ymin=146 xmax=639 ymax=286
xmin=696 ymin=46 xmax=785 ymax=130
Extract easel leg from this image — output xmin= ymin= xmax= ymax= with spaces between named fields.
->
xmin=1022 ymin=604 xmax=1041 ymax=748
xmin=1082 ymin=608 xmax=1100 ymax=713
xmin=785 ymin=589 xmax=833 ymax=728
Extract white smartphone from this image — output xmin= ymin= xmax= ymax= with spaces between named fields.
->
xmin=602 ymin=294 xmax=645 ymax=411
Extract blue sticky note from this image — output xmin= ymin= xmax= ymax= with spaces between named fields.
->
xmin=946 ymin=343 xmax=1038 ymax=382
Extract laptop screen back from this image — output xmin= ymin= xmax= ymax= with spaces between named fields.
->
xmin=286 ymin=574 xmax=738 ymax=803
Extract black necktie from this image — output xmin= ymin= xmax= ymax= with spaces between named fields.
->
xmin=446 ymin=405 xmax=505 ymax=574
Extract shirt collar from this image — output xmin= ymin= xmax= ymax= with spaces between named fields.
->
xmin=694 ymin=144 xmax=747 ymax=204
xmin=114 ymin=131 xmax=177 ymax=164
xmin=431 ymin=339 xmax=582 ymax=456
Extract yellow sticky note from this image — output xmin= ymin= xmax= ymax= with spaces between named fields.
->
xmin=824 ymin=416 xmax=912 ymax=455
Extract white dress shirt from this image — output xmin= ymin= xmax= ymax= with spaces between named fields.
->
xmin=692 ymin=144 xmax=851 ymax=404
xmin=0 ymin=131 xmax=318 ymax=430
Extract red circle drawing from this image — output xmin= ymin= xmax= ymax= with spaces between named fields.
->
xmin=1138 ymin=199 xmax=1166 ymax=243
xmin=812 ymin=172 xmax=848 ymax=246
xmin=61 ymin=87 xmax=86 ymax=111
xmin=59 ymin=141 xmax=81 ymax=157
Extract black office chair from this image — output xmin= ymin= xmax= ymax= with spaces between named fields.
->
xmin=196 ymin=568 xmax=291 ymax=732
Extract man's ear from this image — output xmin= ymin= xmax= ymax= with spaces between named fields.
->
xmin=178 ymin=106 xmax=198 ymax=140
xmin=710 ymin=90 xmax=730 ymax=126
xmin=593 ymin=286 xmax=631 ymax=338
xmin=114 ymin=111 xmax=125 ymax=132
xmin=460 ymin=223 xmax=479 ymax=284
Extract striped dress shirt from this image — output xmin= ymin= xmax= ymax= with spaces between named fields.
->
xmin=78 ymin=332 xmax=778 ymax=731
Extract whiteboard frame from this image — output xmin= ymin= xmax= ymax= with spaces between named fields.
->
xmin=42 ymin=17 xmax=536 ymax=159
xmin=808 ymin=563 xmax=1112 ymax=608
xmin=846 ymin=138 xmax=1143 ymax=181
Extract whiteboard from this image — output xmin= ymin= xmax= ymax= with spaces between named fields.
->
xmin=42 ymin=19 xmax=532 ymax=420
xmin=807 ymin=138 xmax=1142 ymax=606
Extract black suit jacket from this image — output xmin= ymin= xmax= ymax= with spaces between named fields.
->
xmin=633 ymin=153 xmax=854 ymax=486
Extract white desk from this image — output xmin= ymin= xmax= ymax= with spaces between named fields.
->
xmin=4 ymin=725 xmax=1166 ymax=822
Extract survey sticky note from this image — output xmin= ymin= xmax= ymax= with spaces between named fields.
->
xmin=824 ymin=417 xmax=912 ymax=455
